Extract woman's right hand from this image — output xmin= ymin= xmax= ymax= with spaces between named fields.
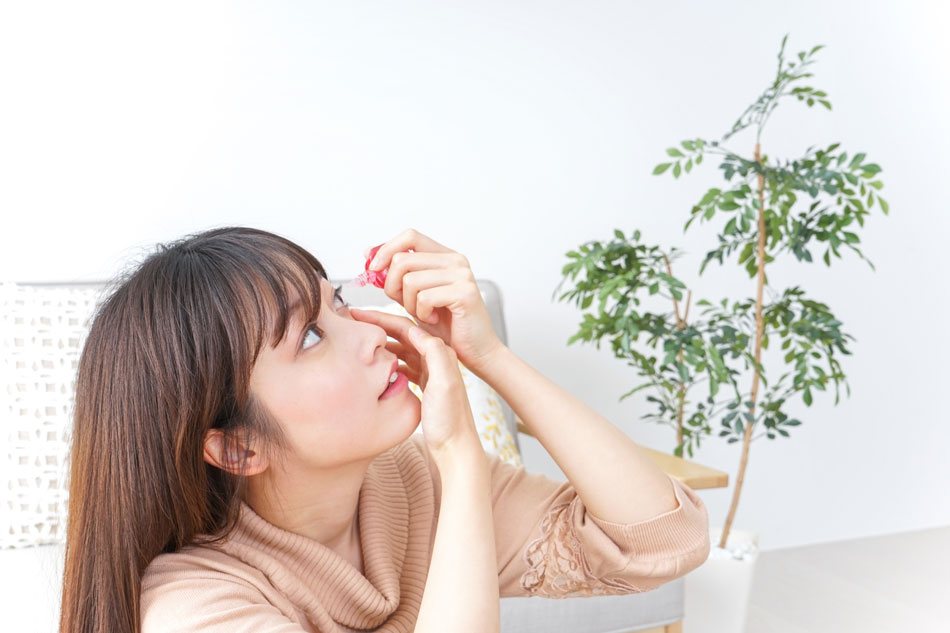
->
xmin=404 ymin=325 xmax=480 ymax=455
xmin=349 ymin=308 xmax=479 ymax=456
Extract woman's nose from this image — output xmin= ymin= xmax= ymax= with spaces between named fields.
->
xmin=354 ymin=318 xmax=391 ymax=364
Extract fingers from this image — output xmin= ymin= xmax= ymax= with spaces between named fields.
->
xmin=362 ymin=229 xmax=476 ymax=325
xmin=415 ymin=279 xmax=484 ymax=324
xmin=384 ymin=340 xmax=423 ymax=383
xmin=366 ymin=228 xmax=456 ymax=272
xmin=383 ymin=339 xmax=412 ymax=359
xmin=348 ymin=306 xmax=419 ymax=339
xmin=377 ymin=252 xmax=473 ymax=317
xmin=392 ymin=266 xmax=473 ymax=323
xmin=405 ymin=326 xmax=458 ymax=382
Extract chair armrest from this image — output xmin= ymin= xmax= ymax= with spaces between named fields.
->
xmin=515 ymin=418 xmax=729 ymax=491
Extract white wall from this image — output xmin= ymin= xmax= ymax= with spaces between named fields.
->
xmin=1 ymin=0 xmax=947 ymax=551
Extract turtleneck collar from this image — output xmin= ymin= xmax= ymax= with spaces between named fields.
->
xmin=211 ymin=436 xmax=436 ymax=632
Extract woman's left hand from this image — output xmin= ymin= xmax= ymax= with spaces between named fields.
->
xmin=350 ymin=228 xmax=506 ymax=375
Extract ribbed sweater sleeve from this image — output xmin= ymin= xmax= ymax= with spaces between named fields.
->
xmin=428 ymin=440 xmax=710 ymax=598
xmin=409 ymin=434 xmax=710 ymax=597
xmin=481 ymin=447 xmax=711 ymax=597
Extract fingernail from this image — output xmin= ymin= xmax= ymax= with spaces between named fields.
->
xmin=369 ymin=256 xmax=380 ymax=271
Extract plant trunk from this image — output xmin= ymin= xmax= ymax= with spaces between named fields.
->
xmin=664 ymin=252 xmax=689 ymax=453
xmin=676 ymin=352 xmax=685 ymax=451
xmin=718 ymin=143 xmax=767 ymax=550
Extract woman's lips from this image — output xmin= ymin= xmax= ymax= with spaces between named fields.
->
xmin=378 ymin=372 xmax=408 ymax=400
xmin=379 ymin=359 xmax=399 ymax=397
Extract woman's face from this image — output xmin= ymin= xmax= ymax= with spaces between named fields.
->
xmin=248 ymin=277 xmax=421 ymax=471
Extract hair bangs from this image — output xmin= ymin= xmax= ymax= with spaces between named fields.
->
xmin=203 ymin=232 xmax=329 ymax=362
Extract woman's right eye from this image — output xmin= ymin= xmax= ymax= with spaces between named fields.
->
xmin=300 ymin=291 xmax=347 ymax=352
xmin=301 ymin=324 xmax=323 ymax=351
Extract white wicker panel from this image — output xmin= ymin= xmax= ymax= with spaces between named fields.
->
xmin=0 ymin=283 xmax=103 ymax=549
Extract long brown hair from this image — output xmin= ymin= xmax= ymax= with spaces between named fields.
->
xmin=59 ymin=227 xmax=329 ymax=633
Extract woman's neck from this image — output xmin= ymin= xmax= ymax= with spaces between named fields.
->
xmin=244 ymin=456 xmax=371 ymax=553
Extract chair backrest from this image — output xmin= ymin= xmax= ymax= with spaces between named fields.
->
xmin=1 ymin=282 xmax=103 ymax=548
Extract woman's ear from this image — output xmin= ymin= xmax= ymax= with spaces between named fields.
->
xmin=202 ymin=429 xmax=269 ymax=476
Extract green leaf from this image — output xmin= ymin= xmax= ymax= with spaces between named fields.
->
xmin=677 ymin=362 xmax=689 ymax=383
xmin=667 ymin=148 xmax=685 ymax=158
xmin=803 ymin=388 xmax=813 ymax=406
xmin=673 ymin=162 xmax=682 ymax=178
xmin=657 ymin=271 xmax=686 ymax=288
xmin=699 ymin=188 xmax=721 ymax=206
xmin=738 ymin=241 xmax=754 ymax=264
xmin=614 ymin=229 xmax=625 ymax=240
xmin=880 ymin=198 xmax=890 ymax=214
xmin=709 ymin=345 xmax=727 ymax=375
xmin=724 ymin=217 xmax=738 ymax=235
xmin=654 ymin=163 xmax=672 ymax=175
xmin=849 ymin=152 xmax=867 ymax=168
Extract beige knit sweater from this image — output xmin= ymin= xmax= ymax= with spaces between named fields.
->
xmin=141 ymin=433 xmax=710 ymax=632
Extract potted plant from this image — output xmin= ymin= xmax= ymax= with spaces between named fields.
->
xmin=553 ymin=35 xmax=888 ymax=632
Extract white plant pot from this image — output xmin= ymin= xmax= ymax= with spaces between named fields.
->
xmin=682 ymin=526 xmax=760 ymax=633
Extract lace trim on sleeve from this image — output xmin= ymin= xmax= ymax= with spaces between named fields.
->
xmin=519 ymin=501 xmax=643 ymax=598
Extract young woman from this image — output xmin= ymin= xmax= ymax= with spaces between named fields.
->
xmin=59 ymin=227 xmax=711 ymax=633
